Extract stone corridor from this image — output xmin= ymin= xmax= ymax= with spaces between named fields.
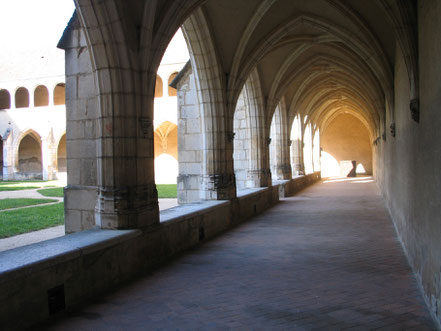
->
xmin=41 ymin=178 xmax=435 ymax=330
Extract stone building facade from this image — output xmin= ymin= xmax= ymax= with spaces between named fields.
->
xmin=0 ymin=77 xmax=67 ymax=180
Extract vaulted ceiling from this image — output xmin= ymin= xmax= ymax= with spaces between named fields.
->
xmin=182 ymin=0 xmax=417 ymax=137
xmin=75 ymin=0 xmax=417 ymax=138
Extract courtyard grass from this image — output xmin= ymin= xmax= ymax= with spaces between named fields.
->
xmin=37 ymin=187 xmax=64 ymax=197
xmin=157 ymin=184 xmax=177 ymax=198
xmin=0 ymin=198 xmax=58 ymax=210
xmin=0 ymin=180 xmax=62 ymax=191
xmin=0 ymin=203 xmax=64 ymax=238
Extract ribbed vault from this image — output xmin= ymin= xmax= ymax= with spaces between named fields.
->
xmin=179 ymin=0 xmax=417 ymax=140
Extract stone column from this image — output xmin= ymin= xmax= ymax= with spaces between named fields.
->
xmin=41 ymin=129 xmax=57 ymax=180
xmin=247 ymin=132 xmax=271 ymax=187
xmin=29 ymin=86 xmax=35 ymax=108
xmin=233 ymin=80 xmax=271 ymax=190
xmin=246 ymin=74 xmax=272 ymax=188
xmin=176 ymin=65 xmax=205 ymax=203
xmin=199 ymin=116 xmax=236 ymax=201
xmin=176 ymin=65 xmax=236 ymax=202
xmin=291 ymin=138 xmax=304 ymax=175
xmin=41 ymin=139 xmax=50 ymax=180
xmin=2 ymin=129 xmax=13 ymax=180
xmin=60 ymin=10 xmax=159 ymax=232
xmin=48 ymin=87 xmax=55 ymax=106
xmin=246 ymin=132 xmax=271 ymax=188
xmin=270 ymin=104 xmax=292 ymax=180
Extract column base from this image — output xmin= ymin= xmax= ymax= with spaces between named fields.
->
xmin=273 ymin=164 xmax=292 ymax=180
xmin=247 ymin=169 xmax=272 ymax=187
xmin=95 ymin=185 xmax=160 ymax=230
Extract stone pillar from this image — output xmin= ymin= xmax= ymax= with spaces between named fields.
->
xmin=247 ymin=132 xmax=271 ymax=187
xmin=176 ymin=64 xmax=205 ymax=203
xmin=41 ymin=129 xmax=57 ymax=180
xmin=246 ymin=72 xmax=272 ymax=188
xmin=274 ymin=138 xmax=292 ymax=179
xmin=29 ymin=86 xmax=35 ymax=108
xmin=291 ymin=138 xmax=304 ymax=175
xmin=270 ymin=103 xmax=292 ymax=180
xmin=246 ymin=133 xmax=271 ymax=188
xmin=60 ymin=7 xmax=162 ymax=231
xmin=48 ymin=87 xmax=55 ymax=106
xmin=10 ymin=93 xmax=16 ymax=109
xmin=2 ymin=129 xmax=13 ymax=180
xmin=59 ymin=15 xmax=99 ymax=233
xmin=41 ymin=139 xmax=50 ymax=180
xmin=175 ymin=63 xmax=236 ymax=202
xmin=233 ymin=81 xmax=271 ymax=190
xmin=199 ymin=120 xmax=236 ymax=201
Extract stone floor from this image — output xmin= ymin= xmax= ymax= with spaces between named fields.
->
xmin=40 ymin=177 xmax=436 ymax=330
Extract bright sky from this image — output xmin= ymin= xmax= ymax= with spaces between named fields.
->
xmin=0 ymin=0 xmax=75 ymax=81
xmin=0 ymin=0 xmax=75 ymax=50
xmin=0 ymin=0 xmax=188 ymax=82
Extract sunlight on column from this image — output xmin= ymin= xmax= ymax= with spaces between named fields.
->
xmin=313 ymin=129 xmax=321 ymax=172
xmin=303 ymin=123 xmax=313 ymax=174
xmin=155 ymin=154 xmax=178 ymax=184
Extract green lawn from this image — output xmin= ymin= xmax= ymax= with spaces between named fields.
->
xmin=37 ymin=187 xmax=64 ymax=197
xmin=0 ymin=198 xmax=57 ymax=210
xmin=157 ymin=184 xmax=177 ymax=198
xmin=0 ymin=203 xmax=64 ymax=238
xmin=0 ymin=180 xmax=62 ymax=191
xmin=37 ymin=186 xmax=176 ymax=198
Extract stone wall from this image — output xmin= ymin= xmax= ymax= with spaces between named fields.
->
xmin=321 ymin=113 xmax=373 ymax=176
xmin=375 ymin=0 xmax=441 ymax=324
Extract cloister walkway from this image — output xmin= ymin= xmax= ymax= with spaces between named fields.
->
xmin=42 ymin=177 xmax=435 ymax=330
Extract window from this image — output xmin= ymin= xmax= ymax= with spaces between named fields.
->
xmin=34 ymin=85 xmax=49 ymax=107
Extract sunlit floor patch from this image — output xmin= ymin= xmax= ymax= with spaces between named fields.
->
xmin=323 ymin=176 xmax=373 ymax=184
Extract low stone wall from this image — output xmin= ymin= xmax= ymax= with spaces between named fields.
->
xmin=0 ymin=172 xmax=320 ymax=330
xmin=274 ymin=172 xmax=321 ymax=197
xmin=13 ymin=171 xmax=43 ymax=180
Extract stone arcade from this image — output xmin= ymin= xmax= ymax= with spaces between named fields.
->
xmin=1 ymin=1 xmax=441 ymax=329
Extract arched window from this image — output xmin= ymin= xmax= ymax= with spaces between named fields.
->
xmin=168 ymin=72 xmax=178 ymax=96
xmin=54 ymin=83 xmax=66 ymax=105
xmin=0 ymin=89 xmax=10 ymax=109
xmin=18 ymin=133 xmax=42 ymax=176
xmin=155 ymin=75 xmax=163 ymax=98
xmin=34 ymin=85 xmax=49 ymax=107
xmin=15 ymin=87 xmax=29 ymax=108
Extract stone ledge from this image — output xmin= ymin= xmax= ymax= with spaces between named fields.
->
xmin=236 ymin=187 xmax=268 ymax=198
xmin=0 ymin=228 xmax=141 ymax=283
xmin=159 ymin=200 xmax=230 ymax=224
